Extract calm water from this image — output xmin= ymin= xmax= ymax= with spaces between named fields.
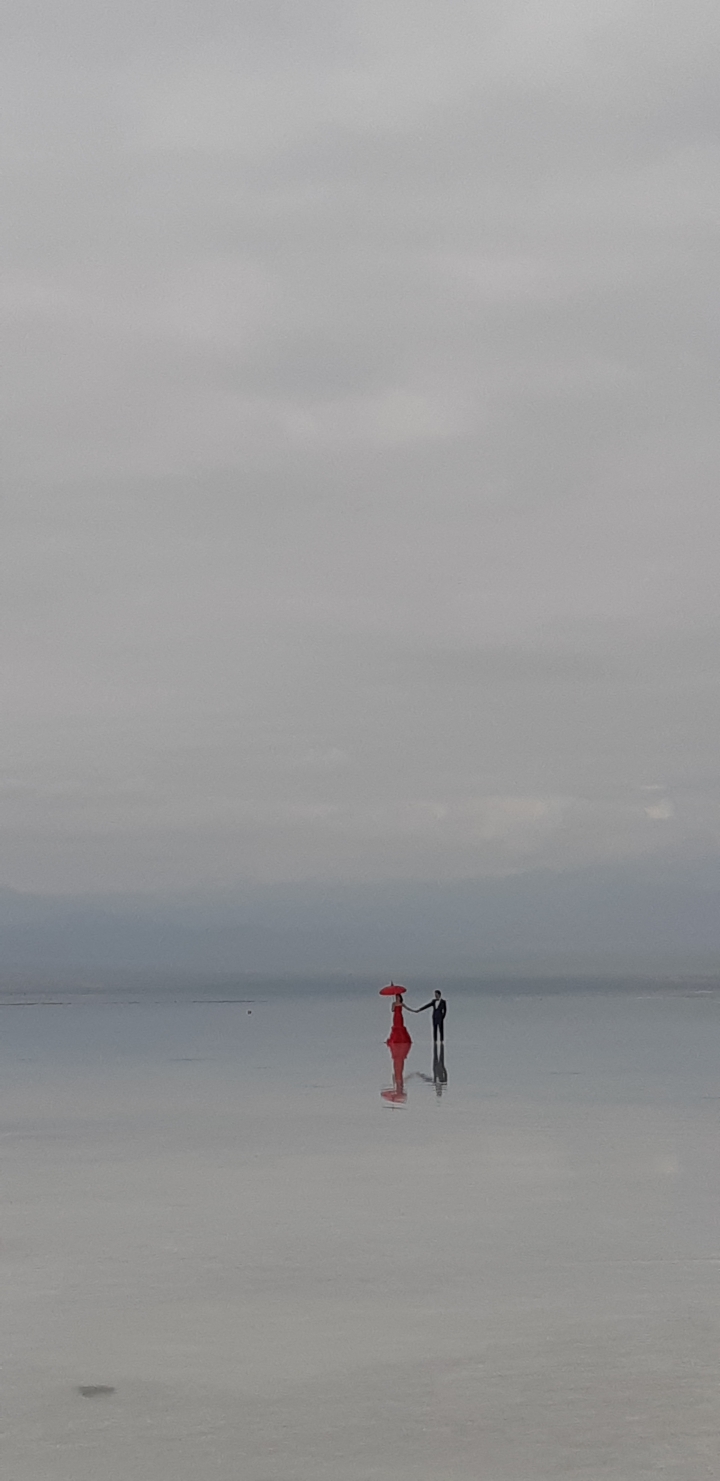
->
xmin=2 ymin=982 xmax=720 ymax=1478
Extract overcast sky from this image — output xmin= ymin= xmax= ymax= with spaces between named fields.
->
xmin=2 ymin=1 xmax=720 ymax=942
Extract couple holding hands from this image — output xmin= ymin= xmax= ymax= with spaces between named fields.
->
xmin=386 ymin=989 xmax=447 ymax=1049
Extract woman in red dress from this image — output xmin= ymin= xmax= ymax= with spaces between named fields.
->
xmin=387 ymin=992 xmax=412 ymax=1047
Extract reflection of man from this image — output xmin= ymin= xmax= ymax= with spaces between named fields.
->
xmin=415 ymin=989 xmax=447 ymax=1044
xmin=433 ymin=1044 xmax=447 ymax=1097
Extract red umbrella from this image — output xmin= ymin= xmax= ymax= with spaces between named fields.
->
xmin=379 ymin=983 xmax=406 ymax=996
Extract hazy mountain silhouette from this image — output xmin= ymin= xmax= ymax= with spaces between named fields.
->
xmin=1 ymin=856 xmax=720 ymax=977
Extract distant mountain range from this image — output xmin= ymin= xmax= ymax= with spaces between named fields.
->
xmin=1 ymin=855 xmax=720 ymax=978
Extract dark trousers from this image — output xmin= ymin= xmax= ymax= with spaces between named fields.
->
xmin=432 ymin=1016 xmax=444 ymax=1043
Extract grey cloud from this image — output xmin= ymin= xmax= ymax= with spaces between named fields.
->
xmin=382 ymin=645 xmax=609 ymax=685
xmin=1 ymin=1 xmax=719 ymax=965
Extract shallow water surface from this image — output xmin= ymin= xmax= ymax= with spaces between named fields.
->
xmin=2 ymin=983 xmax=720 ymax=1478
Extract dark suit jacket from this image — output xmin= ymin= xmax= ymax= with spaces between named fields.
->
xmin=418 ymin=997 xmax=447 ymax=1023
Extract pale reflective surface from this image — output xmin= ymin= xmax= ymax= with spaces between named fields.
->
xmin=2 ymin=983 xmax=720 ymax=1478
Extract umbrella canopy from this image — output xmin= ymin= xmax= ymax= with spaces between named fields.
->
xmin=379 ymin=983 xmax=406 ymax=996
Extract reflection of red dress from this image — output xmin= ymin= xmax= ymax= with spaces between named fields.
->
xmin=387 ymin=1004 xmax=412 ymax=1047
xmin=383 ymin=1038 xmax=411 ymax=1104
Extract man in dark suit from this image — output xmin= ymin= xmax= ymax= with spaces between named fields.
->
xmin=413 ymin=989 xmax=447 ymax=1044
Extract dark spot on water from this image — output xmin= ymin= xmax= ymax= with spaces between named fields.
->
xmin=78 ymin=1385 xmax=115 ymax=1398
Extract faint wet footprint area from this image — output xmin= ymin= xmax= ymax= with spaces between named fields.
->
xmin=78 ymin=1385 xmax=115 ymax=1398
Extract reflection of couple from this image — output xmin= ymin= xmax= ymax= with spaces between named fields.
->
xmin=383 ymin=990 xmax=448 ymax=1103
